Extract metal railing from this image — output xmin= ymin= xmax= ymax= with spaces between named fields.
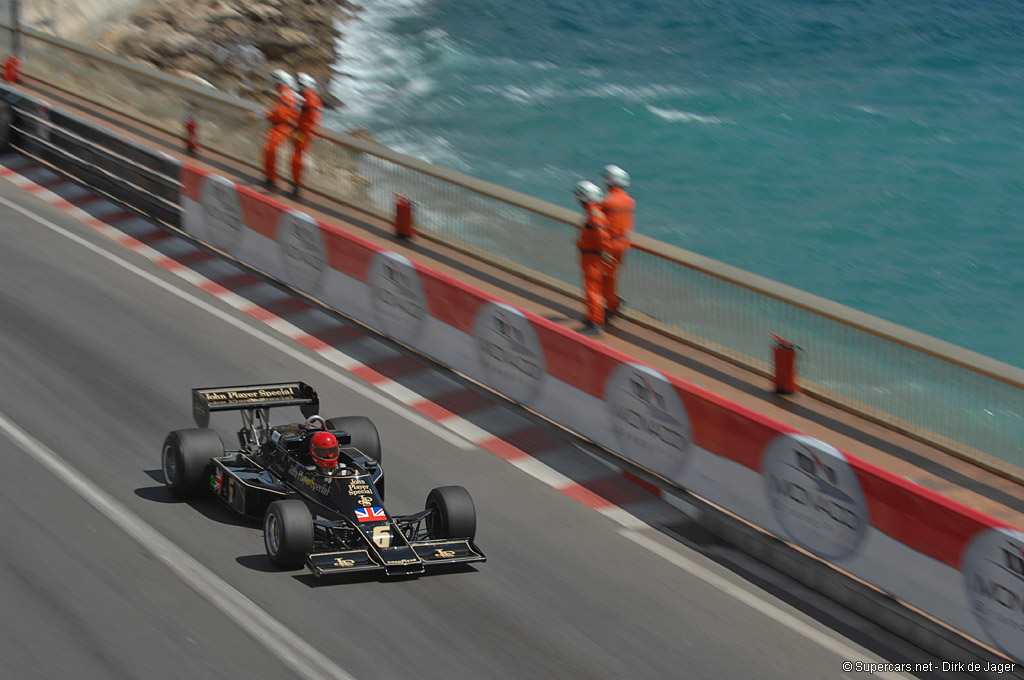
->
xmin=6 ymin=24 xmax=1023 ymax=475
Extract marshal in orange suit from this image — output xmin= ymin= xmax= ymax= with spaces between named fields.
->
xmin=600 ymin=164 xmax=635 ymax=322
xmin=574 ymin=180 xmax=613 ymax=336
xmin=261 ymin=70 xmax=299 ymax=191
xmin=289 ymin=72 xmax=324 ymax=200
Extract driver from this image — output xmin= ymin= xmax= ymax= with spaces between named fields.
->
xmin=309 ymin=431 xmax=344 ymax=475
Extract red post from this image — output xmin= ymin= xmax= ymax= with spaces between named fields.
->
xmin=3 ymin=56 xmax=21 ymax=83
xmin=771 ymin=333 xmax=799 ymax=394
xmin=393 ymin=192 xmax=415 ymax=239
xmin=183 ymin=116 xmax=198 ymax=156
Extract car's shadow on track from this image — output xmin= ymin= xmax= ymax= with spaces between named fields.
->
xmin=136 ymin=469 xmax=257 ymax=528
xmin=134 ymin=485 xmax=181 ymax=505
xmin=235 ymin=554 xmax=280 ymax=573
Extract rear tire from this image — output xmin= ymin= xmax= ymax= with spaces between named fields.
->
xmin=264 ymin=499 xmax=314 ymax=569
xmin=425 ymin=486 xmax=477 ymax=541
xmin=162 ymin=428 xmax=223 ymax=499
xmin=325 ymin=416 xmax=381 ymax=464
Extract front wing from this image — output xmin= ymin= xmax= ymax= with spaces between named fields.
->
xmin=307 ymin=539 xmax=485 ymax=577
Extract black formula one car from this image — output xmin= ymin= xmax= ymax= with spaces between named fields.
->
xmin=160 ymin=381 xmax=485 ymax=577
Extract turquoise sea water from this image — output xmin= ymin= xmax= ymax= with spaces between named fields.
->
xmin=328 ymin=0 xmax=1024 ymax=368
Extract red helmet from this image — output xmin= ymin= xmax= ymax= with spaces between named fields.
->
xmin=309 ymin=431 xmax=339 ymax=469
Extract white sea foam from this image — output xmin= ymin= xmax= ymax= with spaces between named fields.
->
xmin=645 ymin=105 xmax=725 ymax=124
xmin=329 ymin=0 xmax=447 ymax=124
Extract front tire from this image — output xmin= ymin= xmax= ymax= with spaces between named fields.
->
xmin=425 ymin=486 xmax=477 ymax=541
xmin=162 ymin=428 xmax=223 ymax=499
xmin=264 ymin=500 xmax=314 ymax=569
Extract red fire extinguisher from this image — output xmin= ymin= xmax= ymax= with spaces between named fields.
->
xmin=393 ymin=192 xmax=415 ymax=239
xmin=770 ymin=332 xmax=800 ymax=394
xmin=183 ymin=115 xmax=198 ymax=155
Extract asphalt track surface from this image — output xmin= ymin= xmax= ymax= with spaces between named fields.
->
xmin=0 ymin=173 xmax=949 ymax=679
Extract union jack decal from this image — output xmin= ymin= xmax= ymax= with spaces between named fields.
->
xmin=354 ymin=507 xmax=387 ymax=523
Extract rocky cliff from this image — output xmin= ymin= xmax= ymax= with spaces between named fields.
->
xmin=89 ymin=0 xmax=356 ymax=106
xmin=23 ymin=0 xmax=154 ymax=42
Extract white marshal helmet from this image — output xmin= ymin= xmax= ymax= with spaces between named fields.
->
xmin=573 ymin=180 xmax=602 ymax=203
xmin=296 ymin=72 xmax=317 ymax=91
xmin=271 ymin=69 xmax=297 ymax=91
xmin=601 ymin=164 xmax=630 ymax=188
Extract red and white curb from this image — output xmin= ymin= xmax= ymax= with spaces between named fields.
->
xmin=1 ymin=156 xmax=692 ymax=530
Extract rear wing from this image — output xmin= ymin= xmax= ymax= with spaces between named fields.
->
xmin=192 ymin=382 xmax=320 ymax=427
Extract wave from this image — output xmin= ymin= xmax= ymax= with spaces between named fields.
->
xmin=329 ymin=0 xmax=452 ymax=124
xmin=583 ymin=83 xmax=699 ymax=101
xmin=372 ymin=131 xmax=472 ymax=172
xmin=645 ymin=105 xmax=725 ymax=124
xmin=854 ymin=104 xmax=887 ymax=117
xmin=473 ymin=83 xmax=564 ymax=106
xmin=474 ymin=80 xmax=705 ymax=108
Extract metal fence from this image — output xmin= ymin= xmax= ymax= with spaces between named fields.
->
xmin=6 ymin=23 xmax=1023 ymax=474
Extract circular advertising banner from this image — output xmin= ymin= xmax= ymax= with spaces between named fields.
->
xmin=604 ymin=363 xmax=692 ymax=481
xmin=367 ymin=252 xmax=427 ymax=345
xmin=962 ymin=527 xmax=1024 ymax=663
xmin=199 ymin=174 xmax=245 ymax=251
xmin=761 ymin=434 xmax=869 ymax=560
xmin=277 ymin=210 xmax=327 ymax=295
xmin=473 ymin=302 xmax=545 ymax=405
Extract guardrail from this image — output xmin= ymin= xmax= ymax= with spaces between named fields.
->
xmin=4 ymin=22 xmax=1023 ymax=475
xmin=1 ymin=84 xmax=180 ymax=225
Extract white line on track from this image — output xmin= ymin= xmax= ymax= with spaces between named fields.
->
xmin=618 ymin=529 xmax=913 ymax=680
xmin=0 ymin=195 xmax=476 ymax=452
xmin=0 ymin=409 xmax=358 ymax=680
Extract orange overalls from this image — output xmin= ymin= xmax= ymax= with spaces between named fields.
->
xmin=601 ymin=185 xmax=636 ymax=316
xmin=576 ymin=202 xmax=611 ymax=325
xmin=262 ymin=84 xmax=298 ymax=184
xmin=291 ymin=87 xmax=323 ymax=189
